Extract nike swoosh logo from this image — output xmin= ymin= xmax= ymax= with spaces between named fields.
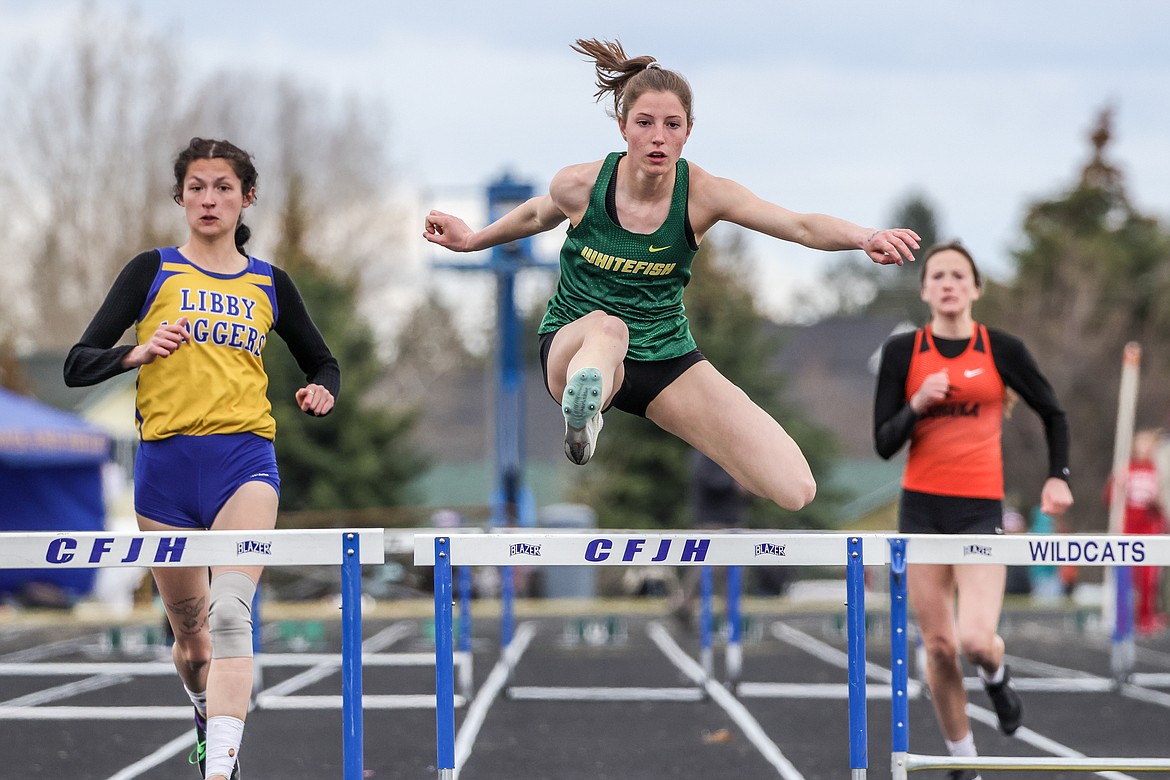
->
xmin=648 ymin=245 xmax=671 ymax=253
xmin=964 ymin=368 xmax=984 ymax=378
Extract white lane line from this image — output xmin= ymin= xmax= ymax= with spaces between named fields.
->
xmin=770 ymin=622 xmax=925 ymax=694
xmin=258 ymin=622 xmax=414 ymax=697
xmin=0 ymin=663 xmax=175 ymax=676
xmin=0 ymin=633 xmax=106 ymax=662
xmin=259 ymin=694 xmax=466 ymax=709
xmin=106 ymin=733 xmax=193 ymax=780
xmin=770 ymin=621 xmax=1139 ymax=780
xmin=452 ymin=621 xmax=537 ymax=780
xmin=0 ymin=650 xmax=470 ymax=675
xmin=1003 ymin=652 xmax=1170 ymax=709
xmin=1 ymin=705 xmax=190 ymax=720
xmin=962 ymin=710 xmax=1138 ymax=780
xmin=1 ymin=673 xmax=132 ymax=706
xmin=648 ymin=621 xmax=806 ymax=780
xmin=103 ymin=621 xmax=417 ymax=780
xmin=506 ymin=686 xmax=704 ymax=701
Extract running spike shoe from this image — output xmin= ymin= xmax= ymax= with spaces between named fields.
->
xmin=562 ymin=368 xmax=604 ymax=465
xmin=984 ymin=664 xmax=1023 ymax=736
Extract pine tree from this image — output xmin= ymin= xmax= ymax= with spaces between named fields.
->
xmin=983 ymin=108 xmax=1170 ymax=528
xmin=265 ymin=177 xmax=429 ymax=512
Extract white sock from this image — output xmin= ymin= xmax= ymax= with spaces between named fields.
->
xmin=205 ymin=715 xmax=244 ymax=779
xmin=945 ymin=731 xmax=977 ymax=757
xmin=184 ymin=684 xmax=208 ymax=718
xmin=978 ymin=663 xmax=1005 ymax=686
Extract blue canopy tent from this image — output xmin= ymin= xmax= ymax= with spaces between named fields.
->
xmin=0 ymin=387 xmax=109 ymax=603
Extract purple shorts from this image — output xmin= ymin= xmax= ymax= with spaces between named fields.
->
xmin=134 ymin=433 xmax=280 ymax=529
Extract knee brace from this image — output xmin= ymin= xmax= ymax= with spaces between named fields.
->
xmin=209 ymin=571 xmax=256 ymax=659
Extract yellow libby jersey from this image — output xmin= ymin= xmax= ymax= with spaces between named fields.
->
xmin=134 ymin=247 xmax=279 ymax=441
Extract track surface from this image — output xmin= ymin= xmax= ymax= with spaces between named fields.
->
xmin=3 ymin=601 xmax=1170 ymax=780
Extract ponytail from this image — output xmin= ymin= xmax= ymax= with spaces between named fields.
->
xmin=571 ymin=38 xmax=694 ymax=124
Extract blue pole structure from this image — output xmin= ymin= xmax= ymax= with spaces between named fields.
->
xmin=500 ymin=565 xmax=514 ymax=650
xmin=434 ymin=537 xmax=456 ymax=780
xmin=889 ymin=538 xmax=910 ymax=780
xmin=251 ymin=585 xmax=264 ymax=699
xmin=341 ymin=532 xmax=364 ymax=780
xmin=431 ymin=189 xmax=556 ymax=519
xmin=699 ymin=566 xmax=713 ymax=683
xmin=432 ymin=176 xmax=556 ymax=655
xmin=725 ymin=565 xmax=743 ymax=692
xmin=846 ymin=536 xmax=868 ymax=780
xmin=458 ymin=566 xmax=473 ymax=653
xmin=1112 ymin=565 xmax=1135 ymax=684
xmin=486 ymin=174 xmax=538 ymax=532
xmin=458 ymin=565 xmax=474 ymax=702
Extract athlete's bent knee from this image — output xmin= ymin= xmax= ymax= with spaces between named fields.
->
xmin=777 ymin=475 xmax=816 ymax=511
xmin=209 ymin=571 xmax=256 ymax=659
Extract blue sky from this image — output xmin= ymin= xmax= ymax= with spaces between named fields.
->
xmin=3 ymin=1 xmax=1168 ymax=318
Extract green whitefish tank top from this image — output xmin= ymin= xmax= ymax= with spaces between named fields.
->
xmin=539 ymin=152 xmax=699 ymax=361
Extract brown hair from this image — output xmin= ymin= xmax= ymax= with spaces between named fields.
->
xmin=172 ymin=137 xmax=259 ymax=252
xmin=571 ymin=38 xmax=694 ymax=125
xmin=919 ymin=240 xmax=982 ymax=289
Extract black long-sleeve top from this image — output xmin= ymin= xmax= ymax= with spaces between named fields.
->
xmin=63 ymin=250 xmax=341 ymax=405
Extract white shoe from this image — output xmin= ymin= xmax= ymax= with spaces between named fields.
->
xmin=564 ymin=411 xmax=604 ymax=465
xmin=562 ymin=368 xmax=604 ymax=465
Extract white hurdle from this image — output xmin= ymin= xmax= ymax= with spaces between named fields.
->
xmin=0 ymin=528 xmax=384 ymax=780
xmin=888 ymin=533 xmax=1170 ymax=779
xmin=416 ymin=531 xmax=886 ymax=780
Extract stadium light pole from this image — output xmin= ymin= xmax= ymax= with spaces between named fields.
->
xmin=434 ymin=173 xmax=557 ymax=528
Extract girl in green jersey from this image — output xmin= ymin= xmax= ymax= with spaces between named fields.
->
xmin=425 ymin=38 xmax=918 ymax=511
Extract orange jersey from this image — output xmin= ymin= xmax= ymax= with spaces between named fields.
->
xmin=903 ymin=324 xmax=1005 ymax=498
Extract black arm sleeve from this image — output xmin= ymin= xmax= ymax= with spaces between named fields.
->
xmin=873 ymin=332 xmax=920 ymax=459
xmin=988 ymin=328 xmax=1071 ymax=482
xmin=63 ymin=251 xmax=159 ymax=387
xmin=272 ymin=266 xmax=342 ymax=410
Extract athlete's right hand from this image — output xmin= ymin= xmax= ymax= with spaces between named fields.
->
xmin=910 ymin=368 xmax=949 ymax=414
xmin=423 ymin=210 xmax=475 ymax=252
xmin=124 ymin=317 xmax=191 ymax=367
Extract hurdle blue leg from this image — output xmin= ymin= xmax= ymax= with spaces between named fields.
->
xmin=726 ymin=565 xmax=743 ymax=692
xmin=458 ymin=565 xmax=474 ymax=700
xmin=500 ymin=564 xmax=514 ymax=651
xmin=251 ymin=585 xmax=264 ymax=699
xmin=846 ymin=537 xmax=868 ymax=780
xmin=889 ymin=538 xmax=910 ymax=780
xmin=434 ymin=537 xmax=456 ymax=780
xmin=341 ymin=533 xmax=365 ymax=780
xmin=699 ymin=566 xmax=713 ymax=682
xmin=1112 ymin=565 xmax=1135 ymax=685
xmin=458 ymin=566 xmax=473 ymax=653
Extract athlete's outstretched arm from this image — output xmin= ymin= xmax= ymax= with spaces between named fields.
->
xmin=688 ymin=165 xmax=920 ymax=265
xmin=423 ymin=193 xmax=563 ymax=252
xmin=423 ymin=162 xmax=597 ymax=253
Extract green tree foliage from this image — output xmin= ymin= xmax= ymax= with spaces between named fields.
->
xmin=572 ymin=234 xmax=842 ymax=529
xmin=265 ymin=178 xmax=429 ymax=511
xmin=981 ymin=109 xmax=1170 ymax=529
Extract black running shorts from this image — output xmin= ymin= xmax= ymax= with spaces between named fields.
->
xmin=898 ymin=488 xmax=1004 ymax=535
xmin=538 ymin=331 xmax=706 ymax=418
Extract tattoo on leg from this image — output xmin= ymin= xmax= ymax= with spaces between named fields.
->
xmin=169 ymin=595 xmax=207 ymax=635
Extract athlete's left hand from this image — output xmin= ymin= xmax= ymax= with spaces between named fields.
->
xmin=297 ymin=384 xmax=334 ymax=416
xmin=1040 ymin=477 xmax=1074 ymax=516
xmin=863 ymin=228 xmax=920 ymax=266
